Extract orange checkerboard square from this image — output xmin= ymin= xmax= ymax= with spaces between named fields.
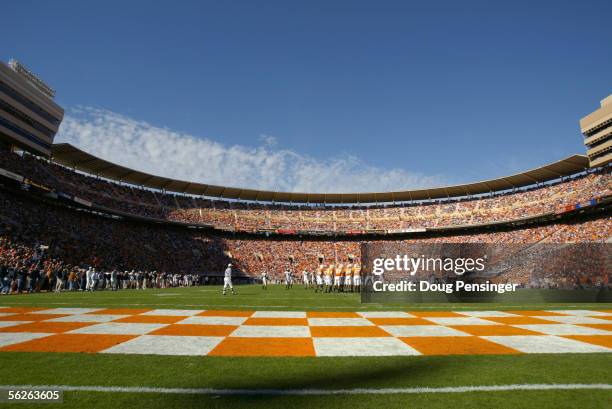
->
xmin=503 ymin=310 xmax=568 ymax=316
xmin=210 ymin=337 xmax=315 ymax=356
xmin=483 ymin=316 xmax=557 ymax=325
xmin=310 ymin=326 xmax=391 ymax=337
xmin=149 ymin=324 xmax=237 ymax=337
xmin=0 ymin=333 xmax=136 ymax=353
xmin=449 ymin=325 xmax=544 ymax=336
xmin=88 ymin=308 xmax=151 ymax=315
xmin=368 ymin=317 xmax=433 ymax=326
xmin=0 ymin=313 xmax=68 ymax=322
xmin=408 ymin=311 xmax=466 ymax=318
xmin=244 ymin=318 xmax=308 ymax=326
xmin=577 ymin=323 xmax=612 ymax=332
xmin=306 ymin=312 xmax=360 ymax=318
xmin=562 ymin=335 xmax=612 ymax=349
xmin=198 ymin=310 xmax=253 ymax=317
xmin=113 ymin=315 xmax=185 ymax=324
xmin=401 ymin=336 xmax=520 ymax=355
xmin=0 ymin=321 xmax=94 ymax=333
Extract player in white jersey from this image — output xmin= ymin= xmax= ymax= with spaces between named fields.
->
xmin=261 ymin=271 xmax=268 ymax=290
xmin=223 ymin=263 xmax=236 ymax=295
xmin=324 ymin=264 xmax=334 ymax=293
xmin=284 ymin=269 xmax=293 ymax=289
xmin=315 ymin=266 xmax=324 ymax=293
xmin=302 ymin=270 xmax=309 ymax=289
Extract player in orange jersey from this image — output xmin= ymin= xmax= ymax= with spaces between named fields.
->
xmin=324 ymin=264 xmax=334 ymax=293
xmin=334 ymin=263 xmax=343 ymax=292
xmin=353 ymin=263 xmax=361 ymax=292
xmin=344 ymin=263 xmax=353 ymax=292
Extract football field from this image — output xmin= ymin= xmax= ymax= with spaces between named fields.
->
xmin=0 ymin=284 xmax=610 ymax=311
xmin=0 ymin=285 xmax=610 ymax=409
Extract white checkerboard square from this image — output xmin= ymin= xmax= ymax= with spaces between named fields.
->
xmin=0 ymin=321 xmax=31 ymax=328
xmin=229 ymin=325 xmax=310 ymax=338
xmin=0 ymin=332 xmax=51 ymax=347
xmin=314 ymin=337 xmax=421 ymax=356
xmin=381 ymin=325 xmax=471 ymax=337
xmin=308 ymin=318 xmax=373 ymax=326
xmin=68 ymin=322 xmax=168 ymax=335
xmin=178 ymin=316 xmax=247 ymax=326
xmin=28 ymin=308 xmax=104 ymax=315
xmin=457 ymin=311 xmax=519 ymax=318
xmin=47 ymin=314 xmax=129 ymax=323
xmin=534 ymin=316 xmax=611 ymax=325
xmin=483 ymin=335 xmax=611 ymax=353
xmin=103 ymin=335 xmax=223 ymax=355
xmin=251 ymin=311 xmax=307 ymax=318
xmin=425 ymin=317 xmax=501 ymax=326
xmin=357 ymin=311 xmax=414 ymax=318
xmin=513 ymin=324 xmax=611 ymax=336
xmin=545 ymin=310 xmax=612 ymax=317
xmin=141 ymin=309 xmax=204 ymax=316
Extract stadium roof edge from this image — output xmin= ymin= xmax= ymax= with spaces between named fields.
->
xmin=50 ymin=143 xmax=591 ymax=204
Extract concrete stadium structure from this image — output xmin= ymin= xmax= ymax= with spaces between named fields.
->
xmin=0 ymin=60 xmax=607 ymax=206
xmin=580 ymin=94 xmax=612 ymax=168
xmin=0 ymin=60 xmax=64 ymax=157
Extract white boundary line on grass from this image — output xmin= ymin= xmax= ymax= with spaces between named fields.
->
xmin=1 ymin=384 xmax=611 ymax=396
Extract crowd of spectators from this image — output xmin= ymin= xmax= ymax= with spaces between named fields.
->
xmin=1 ymin=145 xmax=609 ymax=233
xmin=0 ymin=144 xmax=610 ymax=293
xmin=0 ymin=188 xmax=229 ymax=277
xmin=0 ymin=241 xmax=206 ymax=295
xmin=1 ymin=183 xmax=609 ymax=293
xmin=479 ymin=240 xmax=610 ymax=290
xmin=140 ymin=170 xmax=612 ymax=231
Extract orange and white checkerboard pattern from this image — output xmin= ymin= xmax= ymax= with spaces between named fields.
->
xmin=0 ymin=307 xmax=611 ymax=356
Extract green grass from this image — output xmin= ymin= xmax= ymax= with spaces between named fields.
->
xmin=1 ymin=285 xmax=610 ymax=408
xmin=13 ymin=390 xmax=608 ymax=409
xmin=0 ymin=353 xmax=610 ymax=408
xmin=0 ymin=285 xmax=610 ymax=311
xmin=2 ymin=352 xmax=610 ymax=389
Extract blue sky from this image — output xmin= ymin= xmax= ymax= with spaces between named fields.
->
xmin=2 ymin=0 xmax=611 ymax=192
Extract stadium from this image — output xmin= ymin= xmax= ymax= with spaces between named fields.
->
xmin=0 ymin=57 xmax=611 ymax=408
xmin=1 ymin=3 xmax=612 ymax=407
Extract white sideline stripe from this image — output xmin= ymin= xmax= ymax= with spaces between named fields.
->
xmin=1 ymin=384 xmax=610 ymax=396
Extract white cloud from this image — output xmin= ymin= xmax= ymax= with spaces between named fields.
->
xmin=56 ymin=107 xmax=446 ymax=194
xmin=258 ymin=134 xmax=278 ymax=147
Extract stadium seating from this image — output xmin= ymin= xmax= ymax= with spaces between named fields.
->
xmin=1 ymin=144 xmax=610 ymax=292
xmin=0 ymin=186 xmax=610 ymax=291
xmin=0 ymin=146 xmax=610 ymax=234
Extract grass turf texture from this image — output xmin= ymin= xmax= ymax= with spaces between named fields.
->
xmin=0 ymin=284 xmax=611 ymax=311
xmin=4 ymin=390 xmax=607 ymax=409
xmin=0 ymin=353 xmax=610 ymax=408
xmin=1 ymin=286 xmax=610 ymax=408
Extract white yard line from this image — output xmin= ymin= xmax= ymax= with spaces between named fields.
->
xmin=1 ymin=384 xmax=610 ymax=396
